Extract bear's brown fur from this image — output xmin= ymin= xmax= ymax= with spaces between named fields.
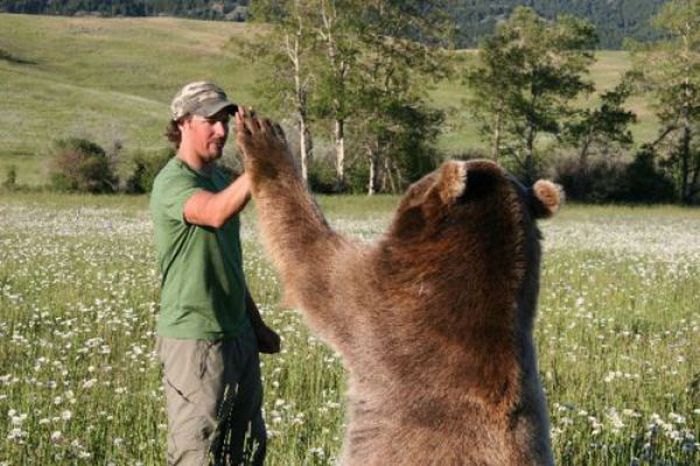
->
xmin=236 ymin=113 xmax=560 ymax=465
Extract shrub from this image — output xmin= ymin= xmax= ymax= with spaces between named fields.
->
xmin=553 ymin=155 xmax=627 ymax=203
xmin=308 ymin=157 xmax=337 ymax=194
xmin=2 ymin=165 xmax=17 ymax=191
xmin=553 ymin=147 xmax=676 ymax=204
xmin=618 ymin=145 xmax=675 ymax=203
xmin=125 ymin=148 xmax=174 ymax=194
xmin=49 ymin=138 xmax=117 ymax=193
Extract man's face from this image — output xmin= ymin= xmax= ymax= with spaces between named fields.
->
xmin=180 ymin=110 xmax=231 ymax=162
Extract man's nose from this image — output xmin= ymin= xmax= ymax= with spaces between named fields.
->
xmin=212 ymin=121 xmax=227 ymax=136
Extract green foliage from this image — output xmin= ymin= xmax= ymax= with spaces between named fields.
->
xmin=308 ymin=0 xmax=363 ymax=122
xmin=243 ymin=0 xmax=318 ymax=118
xmin=448 ymin=0 xmax=667 ymax=50
xmin=628 ymin=0 xmax=700 ymax=204
xmin=124 ymin=148 xmax=173 ymax=194
xmin=1 ymin=1 xmax=667 ymax=49
xmin=554 ymin=137 xmax=681 ymax=205
xmin=467 ymin=6 xmax=597 ymax=182
xmin=243 ymin=0 xmax=320 ymax=183
xmin=554 ymin=156 xmax=625 ymax=203
xmin=247 ymin=0 xmax=285 ymax=22
xmin=49 ymin=138 xmax=117 ymax=193
xmin=555 ymin=149 xmax=675 ymax=204
xmin=621 ymin=145 xmax=676 ymax=203
xmin=562 ymin=79 xmax=637 ymax=198
xmin=343 ymin=164 xmax=370 ymax=194
xmin=0 ymin=0 xmax=250 ymax=20
xmin=2 ymin=164 xmax=17 ymax=190
xmin=564 ymin=80 xmax=636 ymax=153
xmin=247 ymin=0 xmax=452 ymax=194
xmin=378 ymin=101 xmax=444 ymax=187
xmin=0 ymin=11 xmax=682 ymax=203
xmin=246 ymin=2 xmax=319 ymax=86
xmin=351 ymin=0 xmax=453 ymax=193
xmin=307 ymin=157 xmax=337 ymax=194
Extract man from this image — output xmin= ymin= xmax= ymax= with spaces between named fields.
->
xmin=150 ymin=81 xmax=280 ymax=465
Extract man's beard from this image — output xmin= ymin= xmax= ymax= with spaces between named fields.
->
xmin=208 ymin=141 xmax=225 ymax=159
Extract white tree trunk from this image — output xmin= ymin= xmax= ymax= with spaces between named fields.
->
xmin=284 ymin=12 xmax=312 ymax=185
xmin=491 ymin=106 xmax=502 ymax=161
xmin=334 ymin=119 xmax=345 ymax=190
xmin=300 ymin=117 xmax=310 ymax=183
xmin=368 ymin=148 xmax=377 ymax=196
xmin=321 ymin=0 xmax=350 ymax=192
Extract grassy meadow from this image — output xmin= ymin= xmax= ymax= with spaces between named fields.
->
xmin=0 ymin=193 xmax=698 ymax=465
xmin=1 ymin=11 xmax=697 ymax=466
xmin=0 ymin=13 xmax=660 ymax=187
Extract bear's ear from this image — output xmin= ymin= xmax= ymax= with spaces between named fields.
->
xmin=436 ymin=161 xmax=467 ymax=205
xmin=529 ymin=180 xmax=563 ymax=219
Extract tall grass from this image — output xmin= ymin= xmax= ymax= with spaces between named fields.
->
xmin=0 ymin=193 xmax=698 ymax=464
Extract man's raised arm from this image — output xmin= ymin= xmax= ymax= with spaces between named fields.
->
xmin=183 ymin=173 xmax=252 ymax=228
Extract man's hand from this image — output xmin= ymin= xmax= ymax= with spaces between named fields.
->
xmin=253 ymin=324 xmax=281 ymax=354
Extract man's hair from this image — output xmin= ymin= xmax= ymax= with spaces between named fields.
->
xmin=165 ymin=119 xmax=183 ymax=148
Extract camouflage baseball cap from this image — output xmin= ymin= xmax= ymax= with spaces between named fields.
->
xmin=170 ymin=81 xmax=238 ymax=120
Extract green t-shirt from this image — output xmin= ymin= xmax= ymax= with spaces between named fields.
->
xmin=149 ymin=157 xmax=250 ymax=340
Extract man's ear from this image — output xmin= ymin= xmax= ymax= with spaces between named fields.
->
xmin=530 ymin=180 xmax=563 ymax=219
xmin=177 ymin=116 xmax=190 ymax=132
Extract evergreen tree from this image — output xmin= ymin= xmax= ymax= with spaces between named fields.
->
xmin=466 ymin=6 xmax=597 ymax=182
xmin=562 ymin=80 xmax=637 ymax=198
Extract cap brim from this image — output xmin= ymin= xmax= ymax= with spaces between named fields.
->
xmin=195 ymin=100 xmax=238 ymax=118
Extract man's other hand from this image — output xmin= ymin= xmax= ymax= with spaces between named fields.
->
xmin=254 ymin=324 xmax=281 ymax=354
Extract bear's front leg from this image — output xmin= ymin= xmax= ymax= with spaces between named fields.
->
xmin=235 ymin=111 xmax=356 ymax=349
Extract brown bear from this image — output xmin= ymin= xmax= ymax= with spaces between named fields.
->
xmin=235 ymin=111 xmax=560 ymax=466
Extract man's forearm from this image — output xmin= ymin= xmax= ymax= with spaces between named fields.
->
xmin=184 ymin=173 xmax=251 ymax=228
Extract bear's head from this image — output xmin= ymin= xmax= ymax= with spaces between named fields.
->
xmin=383 ymin=159 xmax=561 ymax=324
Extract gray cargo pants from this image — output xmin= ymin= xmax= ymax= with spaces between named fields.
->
xmin=157 ymin=328 xmax=266 ymax=465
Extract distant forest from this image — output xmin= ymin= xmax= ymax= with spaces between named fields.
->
xmin=450 ymin=0 xmax=669 ymax=48
xmin=0 ymin=1 xmax=251 ymax=21
xmin=0 ymin=0 xmax=669 ymax=48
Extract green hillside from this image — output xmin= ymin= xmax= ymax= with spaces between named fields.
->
xmin=0 ymin=13 xmax=657 ymax=185
xmin=0 ymin=14 xmax=259 ymax=184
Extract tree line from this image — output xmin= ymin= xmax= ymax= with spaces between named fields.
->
xmin=449 ymin=0 xmax=669 ymax=49
xmin=0 ymin=0 xmax=668 ymax=49
xmin=243 ymin=0 xmax=698 ymax=204
xmin=0 ymin=0 xmax=250 ymax=20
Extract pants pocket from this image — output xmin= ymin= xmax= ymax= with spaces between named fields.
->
xmin=159 ymin=337 xmax=206 ymax=400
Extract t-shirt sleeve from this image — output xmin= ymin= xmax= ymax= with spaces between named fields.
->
xmin=154 ymin=170 xmax=201 ymax=222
